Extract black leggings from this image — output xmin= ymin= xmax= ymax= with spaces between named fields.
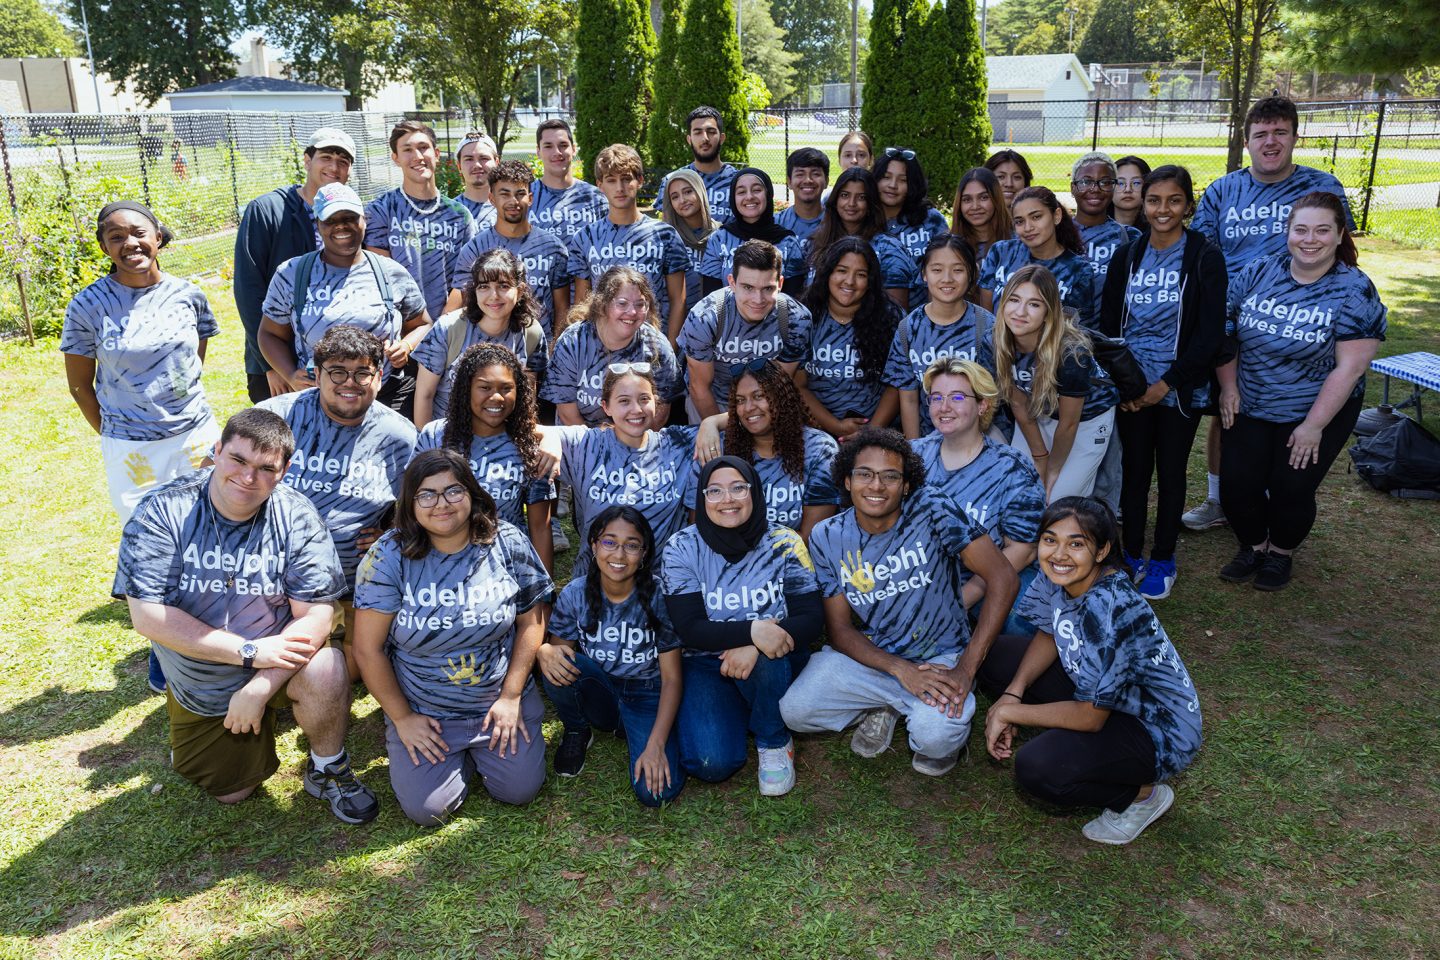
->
xmin=978 ymin=634 xmax=1157 ymax=812
xmin=1117 ymin=404 xmax=1203 ymax=560
xmin=1218 ymin=395 xmax=1362 ymax=551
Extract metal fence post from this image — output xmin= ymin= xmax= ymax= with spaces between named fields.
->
xmin=783 ymin=112 xmax=790 ymax=202
xmin=0 ymin=123 xmax=35 ymax=344
xmin=1092 ymin=98 xmax=1102 ymax=150
xmin=1360 ymin=99 xmax=1386 ymax=233
xmin=226 ymin=114 xmax=241 ymax=225
xmin=137 ymin=132 xmax=151 ymax=207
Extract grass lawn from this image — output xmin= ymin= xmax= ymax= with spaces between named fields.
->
xmin=1 ymin=239 xmax=1437 ymax=958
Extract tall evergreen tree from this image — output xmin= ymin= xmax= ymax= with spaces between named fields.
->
xmin=1076 ymin=0 xmax=1176 ymax=64
xmin=772 ymin=0 xmax=850 ymax=100
xmin=674 ymin=0 xmax=750 ymax=165
xmin=913 ymin=0 xmax=988 ymax=209
xmin=575 ymin=0 xmax=657 ymax=176
xmin=860 ymin=0 xmax=928 ymax=155
xmin=647 ymin=0 xmax=690 ymax=170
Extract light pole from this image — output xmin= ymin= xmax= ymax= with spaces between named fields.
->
xmin=1066 ymin=5 xmax=1076 ymax=52
xmin=850 ymin=0 xmax=859 ymax=113
xmin=77 ymin=0 xmax=103 ymax=114
xmin=980 ymin=0 xmax=987 ymax=50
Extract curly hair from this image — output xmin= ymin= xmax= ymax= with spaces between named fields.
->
xmin=462 ymin=248 xmax=543 ymax=335
xmin=583 ymin=265 xmax=661 ymax=330
xmin=725 ymin=360 xmax=812 ymax=483
xmin=394 ymin=448 xmax=499 ymax=560
xmin=809 ymin=167 xmax=886 ymax=269
xmin=441 ymin=342 xmax=543 ymax=480
xmin=830 ymin=427 xmax=926 ymax=506
xmin=801 ymin=236 xmax=901 ymax=386
xmin=580 ymin=506 xmax=667 ymax=640
xmin=1011 ymin=186 xmax=1085 ymax=256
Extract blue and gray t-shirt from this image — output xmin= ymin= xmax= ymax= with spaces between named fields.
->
xmin=60 ymin=273 xmax=219 ymax=441
xmin=257 ymin=389 xmax=417 ymax=590
xmin=1226 ymin=254 xmax=1386 ymax=423
xmin=685 ymin=427 xmax=840 ymax=531
xmin=803 ymin=310 xmax=888 ymax=420
xmin=364 ymin=189 xmax=477 ymax=317
xmin=550 ymin=576 xmax=679 ymax=681
xmin=1192 ymin=164 xmax=1353 ymax=274
xmin=412 ymin=310 xmax=547 ymax=423
xmin=677 ymin=289 xmax=814 ymax=409
xmin=798 ymin=233 xmax=918 ymax=293
xmin=450 ymin=226 xmax=572 ymax=338
xmin=913 ymin=434 xmax=1044 ymax=564
xmin=979 ymin=240 xmax=1099 ymax=329
xmin=885 ymin=208 xmax=951 ymax=260
xmin=698 ymin=230 xmax=803 ymax=284
xmin=1017 ymin=572 xmax=1202 ymax=780
xmin=566 ymin=217 xmax=692 ymax=321
xmin=529 ymin=179 xmax=610 ymax=246
xmin=113 ymin=471 xmax=345 ymax=716
xmin=883 ymin=301 xmax=997 ymax=435
xmin=776 ymin=206 xmax=823 ymax=244
xmin=353 ymin=522 xmax=553 ymax=718
xmin=456 ymin=196 xmax=497 ymax=232
xmin=1078 ymin=218 xmax=1141 ymax=296
xmin=1121 ymin=237 xmax=1205 ymax=408
xmin=414 ymin=421 xmax=556 ymax=529
xmin=540 ymin=320 xmax=683 ymax=426
xmin=1010 ymin=345 xmax=1118 ymax=423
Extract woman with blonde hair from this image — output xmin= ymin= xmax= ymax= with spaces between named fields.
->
xmin=991 ymin=265 xmax=1117 ymax=501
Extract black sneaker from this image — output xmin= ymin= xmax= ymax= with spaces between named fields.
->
xmin=304 ymin=751 xmax=379 ymax=824
xmin=1253 ymin=551 xmax=1293 ymax=592
xmin=554 ymin=727 xmax=593 ymax=778
xmin=1219 ymin=546 xmax=1266 ymax=583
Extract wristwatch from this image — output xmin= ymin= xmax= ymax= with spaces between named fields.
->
xmin=239 ymin=642 xmax=258 ymax=670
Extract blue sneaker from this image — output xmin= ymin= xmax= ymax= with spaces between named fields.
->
xmin=1139 ymin=558 xmax=1177 ymax=600
xmin=147 ymin=650 xmax=167 ymax=695
xmin=1123 ymin=553 xmax=1146 ymax=584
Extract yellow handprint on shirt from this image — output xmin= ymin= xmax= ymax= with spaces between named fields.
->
xmin=445 ymin=653 xmax=487 ymax=686
xmin=840 ymin=549 xmax=875 ymax=592
xmin=124 ymin=451 xmax=156 ymax=488
xmin=768 ymin=527 xmax=814 ymax=571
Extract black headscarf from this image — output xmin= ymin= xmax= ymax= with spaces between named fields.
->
xmin=694 ymin=456 xmax=768 ymax=564
xmin=722 ymin=168 xmax=794 ymax=245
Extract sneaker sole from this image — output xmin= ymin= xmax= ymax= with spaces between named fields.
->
xmin=1217 ymin=567 xmax=1258 ymax=584
xmin=1182 ymin=516 xmax=1228 ymax=531
xmin=1083 ymin=787 xmax=1175 ymax=845
xmin=758 ymin=776 xmax=796 ymax=797
xmin=303 ymin=779 xmax=379 ymax=824
xmin=1252 ymin=578 xmax=1290 ymax=592
xmin=1140 ymin=583 xmax=1173 ymax=600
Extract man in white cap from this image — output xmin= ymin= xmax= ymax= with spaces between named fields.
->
xmin=235 ymin=127 xmax=358 ymax=403
xmin=455 ymin=131 xmax=500 ymax=230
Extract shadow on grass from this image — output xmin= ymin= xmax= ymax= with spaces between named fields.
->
xmin=0 ymin=644 xmax=152 ymax=747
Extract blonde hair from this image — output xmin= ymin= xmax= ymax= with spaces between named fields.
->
xmin=921 ymin=357 xmax=999 ymax=432
xmin=992 ymin=264 xmax=1092 ymax=420
xmin=583 ymin=266 xmax=661 ymax=330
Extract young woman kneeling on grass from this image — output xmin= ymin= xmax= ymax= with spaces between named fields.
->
xmin=353 ymin=449 xmax=553 ymax=825
xmin=978 ymin=496 xmax=1202 ymax=845
xmin=538 ymin=507 xmax=685 ymax=806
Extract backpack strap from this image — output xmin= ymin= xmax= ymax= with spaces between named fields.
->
xmin=292 ymin=250 xmax=319 ymax=322
xmin=776 ymin=293 xmax=791 ymax=344
xmin=522 ymin=318 xmax=543 ymax=361
xmin=363 ymin=250 xmax=395 ymax=320
xmin=444 ymin=314 xmax=471 ymax=370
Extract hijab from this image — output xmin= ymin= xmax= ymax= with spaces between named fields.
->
xmin=661 ymin=168 xmax=715 ymax=254
xmin=722 ymin=168 xmax=794 ymax=245
xmin=694 ymin=456 xmax=768 ymax=564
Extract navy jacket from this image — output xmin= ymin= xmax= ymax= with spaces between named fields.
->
xmin=233 ymin=185 xmax=315 ymax=375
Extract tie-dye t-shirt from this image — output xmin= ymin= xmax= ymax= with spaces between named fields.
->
xmin=364 ymin=189 xmax=477 ymax=317
xmin=457 ymin=196 xmax=498 ymax=232
xmin=555 ymin=425 xmax=699 ymax=576
xmin=885 ymin=208 xmax=951 ymax=260
xmin=882 ymin=302 xmax=997 ymax=435
xmin=1016 ymin=571 xmax=1202 ymax=780
xmin=1225 ymin=255 xmax=1386 ymax=423
xmin=677 ymin=289 xmax=814 ymax=408
xmin=1192 ymin=165 xmax=1354 ymax=274
xmin=257 ymin=389 xmax=417 ymax=590
xmin=656 ymin=163 xmax=740 ymax=225
xmin=979 ymin=240 xmax=1099 ymax=329
xmin=413 ymin=421 xmax=556 ymax=529
xmin=698 ymin=229 xmax=803 ymax=284
xmin=529 ymin=179 xmax=610 ymax=247
xmin=1120 ymin=236 xmax=1205 ymax=408
xmin=685 ymin=428 xmax=841 ymax=531
xmin=912 ymin=434 xmax=1045 ymax=568
xmin=550 ymin=576 xmax=680 ymax=681
xmin=1010 ymin=345 xmax=1118 ymax=422
xmin=60 ymin=273 xmax=219 ymax=441
xmin=659 ymin=523 xmax=819 ymax=656
xmin=1077 ymin=219 xmax=1141 ymax=296
xmin=809 ymin=487 xmax=984 ymax=662
xmin=352 ymin=522 xmax=553 ymax=718
xmin=566 ymin=217 xmax=691 ymax=321
xmin=261 ymin=253 xmax=426 ymax=379
xmin=798 ymin=233 xmax=918 ymax=293
xmin=775 ymin=206 xmax=823 ymax=244
xmin=113 ymin=471 xmax=345 ymax=716
xmin=540 ymin=321 xmax=684 ymax=425
xmin=449 ymin=226 xmax=572 ymax=338
xmin=411 ymin=311 xmax=547 ymax=423
xmin=803 ymin=309 xmax=889 ymax=420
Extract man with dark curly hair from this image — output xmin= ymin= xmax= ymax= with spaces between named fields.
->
xmin=779 ymin=428 xmax=1017 ymax=776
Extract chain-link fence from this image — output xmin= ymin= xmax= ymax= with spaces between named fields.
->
xmin=4 ymin=100 xmax=1439 ymax=337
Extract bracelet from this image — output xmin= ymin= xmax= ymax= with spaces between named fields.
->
xmin=1030 ymin=452 xmax=1049 ymax=459
xmin=998 ymin=691 xmax=1022 ymax=701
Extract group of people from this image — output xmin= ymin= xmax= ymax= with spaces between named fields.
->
xmin=60 ymin=93 xmax=1386 ymax=847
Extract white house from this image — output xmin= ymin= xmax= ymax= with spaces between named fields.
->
xmin=986 ymin=54 xmax=1094 ymax=143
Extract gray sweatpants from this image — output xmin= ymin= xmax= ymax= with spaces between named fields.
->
xmin=779 ymin=647 xmax=975 ymax=759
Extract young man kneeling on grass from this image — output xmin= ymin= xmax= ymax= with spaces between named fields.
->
xmin=779 ymin=428 xmax=1017 ymax=776
xmin=114 ymin=408 xmax=379 ymax=823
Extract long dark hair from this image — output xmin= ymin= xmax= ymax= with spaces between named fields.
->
xmin=801 ymin=236 xmax=900 ymax=386
xmin=810 ymin=167 xmax=886 ymax=268
xmin=394 ymin=449 xmax=499 ymax=559
xmin=725 ymin=359 xmax=812 ymax=482
xmin=1038 ymin=496 xmax=1127 ymax=579
xmin=462 ymin=248 xmax=542 ymax=334
xmin=442 ymin=343 xmax=543 ymax=479
xmin=1012 ymin=186 xmax=1084 ymax=256
xmin=984 ymin=149 xmax=1034 ymax=186
xmin=1290 ymin=191 xmax=1359 ymax=267
xmin=582 ymin=506 xmax=667 ymax=639
xmin=872 ymin=147 xmax=932 ymax=228
xmin=951 ymin=167 xmax=1013 ymax=248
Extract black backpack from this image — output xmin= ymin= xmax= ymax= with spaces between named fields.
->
xmin=1348 ymin=418 xmax=1440 ymax=500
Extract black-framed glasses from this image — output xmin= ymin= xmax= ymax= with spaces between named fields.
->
xmin=727 ymin=357 xmax=770 ymax=378
xmin=608 ymin=361 xmax=653 ymax=376
xmin=595 ymin=536 xmax=645 ymax=557
xmin=702 ymin=481 xmax=752 ymax=503
xmin=414 ymin=484 xmax=469 ymax=508
xmin=883 ymin=147 xmax=917 ymax=161
xmin=851 ymin=467 xmax=904 ymax=486
xmin=1073 ymin=177 xmax=1120 ymax=191
xmin=322 ymin=366 xmax=378 ymax=385
xmin=927 ymin=391 xmax=975 ymax=407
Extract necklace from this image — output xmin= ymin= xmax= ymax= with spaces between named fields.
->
xmin=401 ymin=190 xmax=441 ymax=217
xmin=207 ymin=490 xmax=263 ymax=591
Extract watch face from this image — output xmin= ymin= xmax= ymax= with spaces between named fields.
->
xmin=241 ymin=642 xmax=258 ymax=659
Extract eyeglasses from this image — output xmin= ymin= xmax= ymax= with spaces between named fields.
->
xmin=414 ymin=484 xmax=469 ymax=508
xmin=883 ymin=148 xmax=917 ymax=161
xmin=322 ymin=366 xmax=378 ymax=385
xmin=608 ymin=361 xmax=653 ymax=376
xmin=927 ymin=391 xmax=975 ymax=407
xmin=727 ymin=357 xmax=770 ymax=378
xmin=703 ymin=482 xmax=752 ymax=503
xmin=595 ymin=536 xmax=645 ymax=557
xmin=851 ymin=467 xmax=905 ymax=486
xmin=1072 ymin=177 xmax=1120 ymax=191
xmin=611 ymin=297 xmax=648 ymax=315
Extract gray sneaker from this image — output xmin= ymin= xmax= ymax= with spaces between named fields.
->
xmin=551 ymin=517 xmax=571 ymax=553
xmin=1181 ymin=498 xmax=1227 ymax=531
xmin=303 ymin=751 xmax=379 ymax=824
xmin=1082 ymin=784 xmax=1174 ymax=845
xmin=911 ymin=743 xmax=966 ymax=777
xmin=850 ymin=707 xmax=898 ymax=758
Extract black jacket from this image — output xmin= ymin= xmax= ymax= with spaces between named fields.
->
xmin=1099 ymin=226 xmax=1230 ymax=417
xmin=233 ymin=186 xmax=315 ymax=375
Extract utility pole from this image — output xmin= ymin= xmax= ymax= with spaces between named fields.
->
xmin=849 ymin=0 xmax=859 ymax=112
xmin=1066 ymin=5 xmax=1076 ymax=52
xmin=78 ymin=0 xmax=103 ymax=113
xmin=980 ymin=0 xmax=988 ymax=50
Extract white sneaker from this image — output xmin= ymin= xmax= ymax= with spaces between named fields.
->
xmin=850 ymin=707 xmax=898 ymax=758
xmin=1181 ymin=498 xmax=1227 ymax=531
xmin=757 ymin=740 xmax=796 ymax=796
xmin=911 ymin=744 xmax=965 ymax=777
xmin=1082 ymin=784 xmax=1175 ymax=845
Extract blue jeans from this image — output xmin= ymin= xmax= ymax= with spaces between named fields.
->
xmin=677 ymin=649 xmax=799 ymax=783
xmin=541 ymin=653 xmax=685 ymax=807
